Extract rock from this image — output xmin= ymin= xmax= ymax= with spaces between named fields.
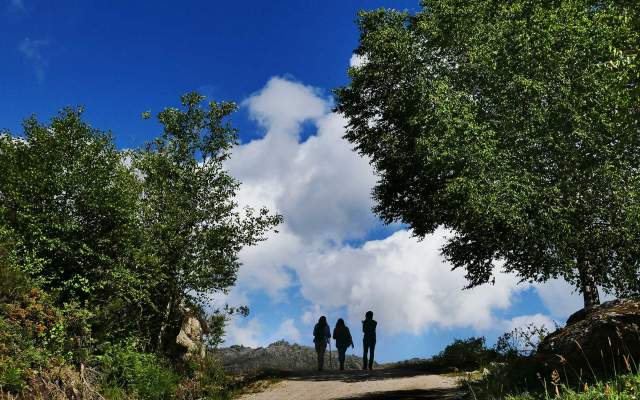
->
xmin=176 ymin=314 xmax=207 ymax=361
xmin=536 ymin=297 xmax=640 ymax=377
xmin=214 ymin=340 xmax=368 ymax=373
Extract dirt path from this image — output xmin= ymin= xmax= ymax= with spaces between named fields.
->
xmin=238 ymin=369 xmax=465 ymax=400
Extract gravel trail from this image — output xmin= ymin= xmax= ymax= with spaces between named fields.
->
xmin=238 ymin=369 xmax=465 ymax=400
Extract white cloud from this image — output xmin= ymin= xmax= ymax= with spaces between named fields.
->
xmin=229 ymin=77 xmax=377 ymax=244
xmin=504 ymin=314 xmax=557 ymax=333
xmin=224 ymin=317 xmax=262 ymax=348
xmin=222 ymin=76 xmax=561 ymax=345
xmin=223 ymin=317 xmax=302 ymax=347
xmin=297 ymin=229 xmax=525 ymax=334
xmin=242 ymin=77 xmax=328 ymax=134
xmin=274 ymin=319 xmax=301 ymax=342
xmin=533 ymin=278 xmax=584 ymax=319
xmin=349 ymin=54 xmax=368 ymax=68
xmin=18 ymin=38 xmax=48 ymax=81
xmin=533 ymin=279 xmax=616 ymax=321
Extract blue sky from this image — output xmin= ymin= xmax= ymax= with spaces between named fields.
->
xmin=2 ymin=0 xmax=588 ymax=362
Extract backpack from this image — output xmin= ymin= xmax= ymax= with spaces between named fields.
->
xmin=313 ymin=323 xmax=327 ymax=342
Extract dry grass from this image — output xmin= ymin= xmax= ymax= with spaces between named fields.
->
xmin=0 ymin=365 xmax=104 ymax=400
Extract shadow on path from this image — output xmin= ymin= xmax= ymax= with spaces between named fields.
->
xmin=287 ymin=368 xmax=452 ymax=383
xmin=333 ymin=387 xmax=466 ymax=399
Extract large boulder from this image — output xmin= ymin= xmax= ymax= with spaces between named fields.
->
xmin=536 ymin=297 xmax=640 ymax=378
xmin=175 ymin=313 xmax=208 ymax=361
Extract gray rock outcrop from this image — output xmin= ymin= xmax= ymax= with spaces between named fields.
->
xmin=214 ymin=340 xmax=369 ymax=373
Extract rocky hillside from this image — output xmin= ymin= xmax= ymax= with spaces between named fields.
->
xmin=214 ymin=340 xmax=372 ymax=373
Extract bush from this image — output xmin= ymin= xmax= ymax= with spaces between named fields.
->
xmin=97 ymin=341 xmax=179 ymax=400
xmin=494 ymin=323 xmax=552 ymax=361
xmin=175 ymin=355 xmax=231 ymax=400
xmin=0 ymin=286 xmax=92 ymax=393
xmin=432 ymin=337 xmax=498 ymax=371
xmin=504 ymin=371 xmax=640 ymax=400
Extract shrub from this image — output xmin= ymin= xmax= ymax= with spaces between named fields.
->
xmin=505 ymin=371 xmax=640 ymax=400
xmin=495 ymin=323 xmax=552 ymax=360
xmin=97 ymin=341 xmax=179 ymax=400
xmin=0 ymin=287 xmax=86 ymax=393
xmin=433 ymin=337 xmax=498 ymax=371
xmin=174 ymin=355 xmax=231 ymax=400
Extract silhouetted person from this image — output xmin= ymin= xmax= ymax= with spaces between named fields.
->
xmin=362 ymin=311 xmax=377 ymax=370
xmin=313 ymin=316 xmax=331 ymax=371
xmin=332 ymin=318 xmax=354 ymax=371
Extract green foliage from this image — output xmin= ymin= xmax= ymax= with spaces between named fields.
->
xmin=97 ymin=341 xmax=180 ymax=400
xmin=432 ymin=337 xmax=498 ymax=372
xmin=0 ymin=108 xmax=141 ymax=304
xmin=174 ymin=355 xmax=232 ymax=400
xmin=495 ymin=324 xmax=552 ymax=361
xmin=0 ymin=279 xmax=91 ymax=393
xmin=336 ymin=1 xmax=640 ymax=307
xmin=134 ymin=93 xmax=282 ymax=350
xmin=389 ymin=336 xmax=499 ymax=373
xmin=500 ymin=372 xmax=640 ymax=400
xmin=0 ymin=92 xmax=279 ymax=397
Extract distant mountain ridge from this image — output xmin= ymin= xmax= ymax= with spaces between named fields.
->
xmin=214 ymin=340 xmax=374 ymax=373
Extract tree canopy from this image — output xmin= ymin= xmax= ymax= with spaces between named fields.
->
xmin=0 ymin=94 xmax=282 ymax=349
xmin=336 ymin=0 xmax=640 ymax=308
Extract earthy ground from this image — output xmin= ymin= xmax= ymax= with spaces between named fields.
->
xmin=238 ymin=369 xmax=465 ymax=400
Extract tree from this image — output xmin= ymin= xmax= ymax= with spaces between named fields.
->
xmin=336 ymin=1 xmax=640 ymax=308
xmin=0 ymin=109 xmax=143 ymax=308
xmin=0 ymin=95 xmax=282 ymax=350
xmin=134 ymin=93 xmax=282 ymax=350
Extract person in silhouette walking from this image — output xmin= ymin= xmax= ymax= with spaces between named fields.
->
xmin=362 ymin=311 xmax=377 ymax=370
xmin=332 ymin=318 xmax=354 ymax=371
xmin=313 ymin=316 xmax=331 ymax=371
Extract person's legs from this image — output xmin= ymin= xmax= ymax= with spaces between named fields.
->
xmin=337 ymin=346 xmax=346 ymax=370
xmin=368 ymin=342 xmax=376 ymax=370
xmin=315 ymin=342 xmax=326 ymax=371
xmin=362 ymin=341 xmax=369 ymax=370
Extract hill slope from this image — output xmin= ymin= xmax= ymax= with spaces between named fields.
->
xmin=215 ymin=340 xmax=373 ymax=373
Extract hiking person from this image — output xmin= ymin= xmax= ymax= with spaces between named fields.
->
xmin=313 ymin=316 xmax=331 ymax=371
xmin=362 ymin=311 xmax=377 ymax=370
xmin=332 ymin=318 xmax=354 ymax=371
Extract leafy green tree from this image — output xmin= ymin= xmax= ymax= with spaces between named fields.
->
xmin=134 ymin=93 xmax=282 ymax=350
xmin=0 ymin=109 xmax=145 ymax=314
xmin=336 ymin=1 xmax=640 ymax=308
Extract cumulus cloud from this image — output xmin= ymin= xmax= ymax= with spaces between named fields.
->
xmin=533 ymin=279 xmax=615 ymax=320
xmin=226 ymin=76 xmax=378 ymax=303
xmin=18 ymin=37 xmax=48 ymax=81
xmin=504 ymin=314 xmax=557 ymax=333
xmin=274 ymin=319 xmax=301 ymax=342
xmin=221 ymin=76 xmax=542 ymax=341
xmin=224 ymin=318 xmax=262 ymax=348
xmin=349 ymin=54 xmax=368 ymax=68
xmin=229 ymin=77 xmax=377 ymax=244
xmin=242 ymin=77 xmax=328 ymax=134
xmin=298 ymin=229 xmax=526 ymax=334
xmin=533 ymin=279 xmax=584 ymax=319
xmin=223 ymin=317 xmax=302 ymax=347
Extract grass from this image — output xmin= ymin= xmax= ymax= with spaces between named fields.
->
xmin=505 ymin=372 xmax=640 ymax=399
xmin=463 ymin=352 xmax=640 ymax=400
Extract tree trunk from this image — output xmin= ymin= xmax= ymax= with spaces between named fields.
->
xmin=578 ymin=257 xmax=600 ymax=309
xmin=156 ymin=295 xmax=172 ymax=351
